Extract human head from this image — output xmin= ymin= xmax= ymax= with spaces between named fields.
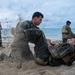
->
xmin=32 ymin=11 xmax=44 ymax=26
xmin=66 ymin=21 xmax=71 ymax=26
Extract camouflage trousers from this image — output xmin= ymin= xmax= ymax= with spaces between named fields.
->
xmin=48 ymin=43 xmax=75 ymax=66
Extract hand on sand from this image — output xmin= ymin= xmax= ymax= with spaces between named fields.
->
xmin=46 ymin=39 xmax=55 ymax=46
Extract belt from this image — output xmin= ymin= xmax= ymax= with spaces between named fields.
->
xmin=62 ymin=33 xmax=69 ymax=34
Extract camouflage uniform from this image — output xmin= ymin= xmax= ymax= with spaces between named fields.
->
xmin=48 ymin=43 xmax=75 ymax=66
xmin=62 ymin=25 xmax=75 ymax=43
xmin=18 ymin=20 xmax=50 ymax=61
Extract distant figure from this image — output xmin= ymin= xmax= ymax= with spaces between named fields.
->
xmin=0 ymin=22 xmax=4 ymax=47
xmin=62 ymin=21 xmax=75 ymax=43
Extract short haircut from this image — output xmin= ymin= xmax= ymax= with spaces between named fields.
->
xmin=66 ymin=21 xmax=71 ymax=24
xmin=32 ymin=11 xmax=44 ymax=19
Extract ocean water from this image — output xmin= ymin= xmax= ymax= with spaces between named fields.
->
xmin=1 ymin=28 xmax=75 ymax=42
xmin=2 ymin=28 xmax=13 ymax=37
xmin=41 ymin=28 xmax=62 ymax=41
xmin=41 ymin=28 xmax=75 ymax=41
xmin=1 ymin=28 xmax=13 ymax=43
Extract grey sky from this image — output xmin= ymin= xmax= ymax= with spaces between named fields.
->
xmin=0 ymin=0 xmax=75 ymax=28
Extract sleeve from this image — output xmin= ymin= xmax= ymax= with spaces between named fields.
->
xmin=66 ymin=26 xmax=74 ymax=36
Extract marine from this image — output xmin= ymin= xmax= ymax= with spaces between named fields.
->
xmin=62 ymin=21 xmax=75 ymax=43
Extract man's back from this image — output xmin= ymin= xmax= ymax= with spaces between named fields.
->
xmin=62 ymin=25 xmax=69 ymax=34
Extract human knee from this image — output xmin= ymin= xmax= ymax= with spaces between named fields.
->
xmin=35 ymin=58 xmax=48 ymax=65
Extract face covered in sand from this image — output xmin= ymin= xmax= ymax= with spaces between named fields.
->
xmin=67 ymin=38 xmax=75 ymax=46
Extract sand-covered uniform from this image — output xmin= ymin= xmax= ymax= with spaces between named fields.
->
xmin=62 ymin=25 xmax=75 ymax=43
xmin=18 ymin=20 xmax=50 ymax=65
xmin=48 ymin=43 xmax=75 ymax=66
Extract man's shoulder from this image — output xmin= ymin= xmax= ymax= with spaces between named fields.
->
xmin=22 ymin=20 xmax=31 ymax=25
xmin=19 ymin=20 xmax=32 ymax=29
xmin=63 ymin=25 xmax=69 ymax=28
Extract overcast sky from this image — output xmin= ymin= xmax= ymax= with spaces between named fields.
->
xmin=0 ymin=0 xmax=75 ymax=28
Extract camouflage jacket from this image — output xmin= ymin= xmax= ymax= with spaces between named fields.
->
xmin=19 ymin=20 xmax=39 ymax=30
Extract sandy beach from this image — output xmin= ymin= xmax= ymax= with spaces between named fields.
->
xmin=0 ymin=40 xmax=75 ymax=75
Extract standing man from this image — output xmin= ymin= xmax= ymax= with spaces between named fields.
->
xmin=62 ymin=21 xmax=75 ymax=43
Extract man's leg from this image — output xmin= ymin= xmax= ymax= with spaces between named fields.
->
xmin=26 ymin=29 xmax=50 ymax=65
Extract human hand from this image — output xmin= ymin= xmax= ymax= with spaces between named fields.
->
xmin=67 ymin=38 xmax=75 ymax=46
xmin=46 ymin=39 xmax=51 ymax=46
